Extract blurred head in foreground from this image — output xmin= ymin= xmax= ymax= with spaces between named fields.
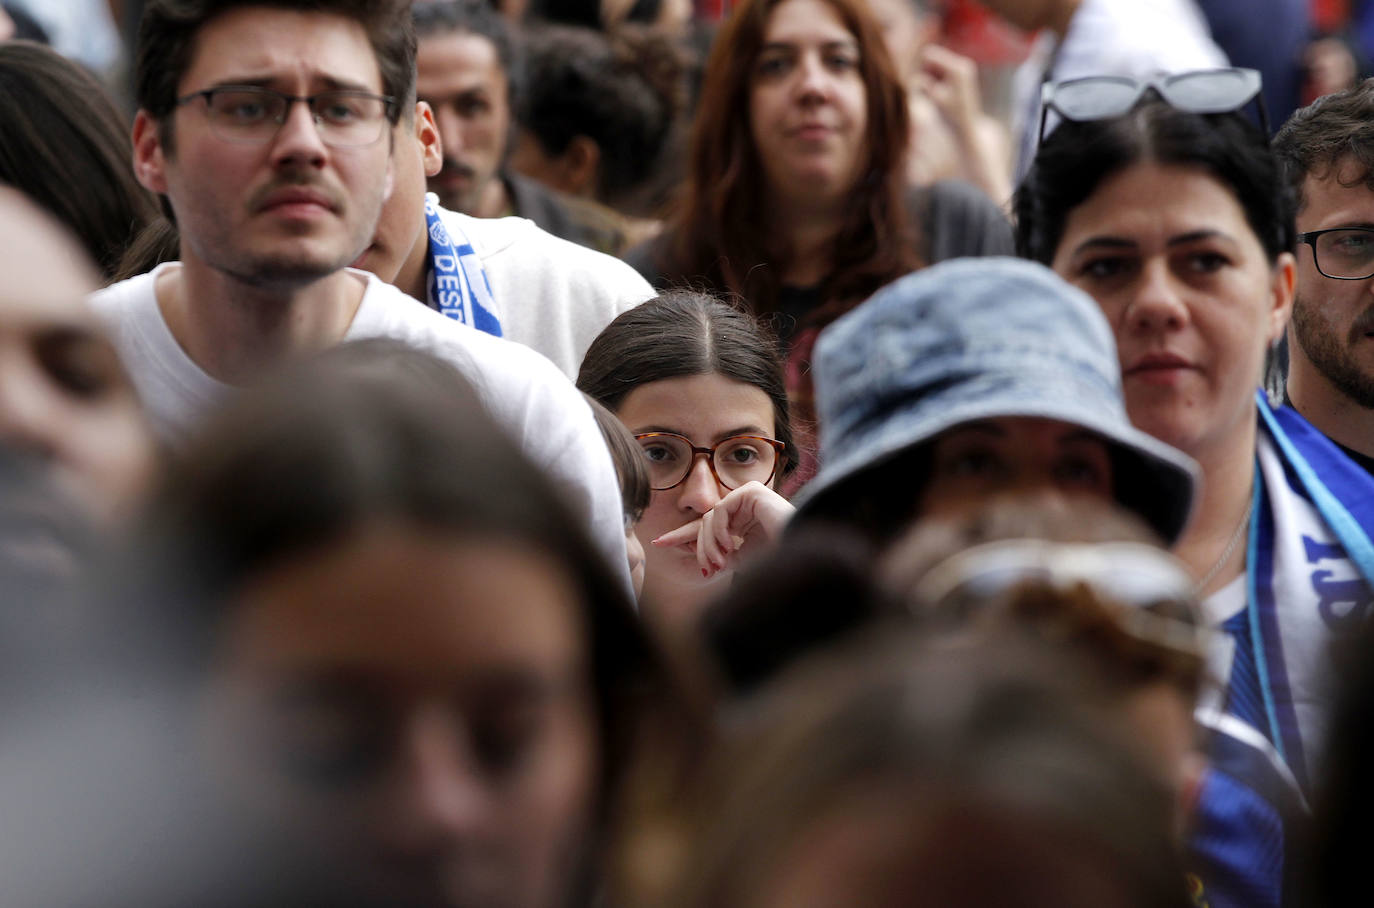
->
xmin=883 ymin=494 xmax=1209 ymax=816
xmin=0 ymin=187 xmax=155 ymax=526
xmin=655 ymin=633 xmax=1192 ymax=908
xmin=124 ymin=339 xmax=671 ymax=908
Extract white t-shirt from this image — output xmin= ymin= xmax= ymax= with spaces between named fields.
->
xmin=434 ymin=202 xmax=653 ymax=378
xmin=89 ymin=263 xmax=632 ymax=593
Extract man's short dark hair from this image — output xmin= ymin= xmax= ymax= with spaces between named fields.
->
xmin=413 ymin=0 xmax=522 ymax=102
xmin=136 ymin=0 xmax=416 ymax=154
xmin=1274 ymin=77 xmax=1374 ymax=212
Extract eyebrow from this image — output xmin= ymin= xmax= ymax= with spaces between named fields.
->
xmin=1317 ymin=221 xmax=1374 ymax=231
xmin=633 ymin=425 xmax=772 ymax=442
xmin=207 ymin=74 xmax=377 ymax=94
xmin=1069 ymin=229 xmax=1236 ymax=258
xmin=759 ymin=38 xmax=858 ymax=53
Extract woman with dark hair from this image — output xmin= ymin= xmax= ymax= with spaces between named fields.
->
xmin=578 ymin=291 xmax=798 ymax=634
xmin=1015 ymin=76 xmax=1374 ymax=908
xmin=625 ymin=0 xmax=1011 ymax=490
xmin=0 ymin=41 xmax=159 ymax=282
xmin=122 ymin=338 xmax=682 ymax=908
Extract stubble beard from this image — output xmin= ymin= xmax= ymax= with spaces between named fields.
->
xmin=1292 ymin=292 xmax=1374 ymax=409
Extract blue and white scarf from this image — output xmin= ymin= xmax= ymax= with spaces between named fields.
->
xmin=1189 ymin=392 xmax=1374 ymax=908
xmin=424 ymin=195 xmax=502 ymax=337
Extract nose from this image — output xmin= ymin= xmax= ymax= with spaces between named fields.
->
xmin=1124 ymin=260 xmax=1189 ymax=335
xmin=379 ymin=708 xmax=490 ymax=850
xmin=795 ymin=51 xmax=831 ymax=104
xmin=269 ymin=97 xmax=329 ymax=169
xmin=675 ymin=454 xmax=724 ymax=516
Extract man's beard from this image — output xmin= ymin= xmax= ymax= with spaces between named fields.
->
xmin=1292 ymin=293 xmax=1374 ymax=409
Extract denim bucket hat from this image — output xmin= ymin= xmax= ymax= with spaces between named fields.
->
xmin=791 ymin=257 xmax=1199 ymax=544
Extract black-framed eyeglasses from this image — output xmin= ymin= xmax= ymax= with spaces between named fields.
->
xmin=1297 ymin=227 xmax=1374 ymax=280
xmin=634 ymin=432 xmax=787 ymax=492
xmin=1038 ymin=67 xmax=1268 ymax=146
xmin=175 ymin=86 xmax=397 ymax=148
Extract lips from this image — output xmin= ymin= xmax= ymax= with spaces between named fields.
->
xmin=788 ymin=122 xmax=834 ymax=140
xmin=1124 ymin=351 xmax=1197 ymax=384
xmin=255 ymin=185 xmax=337 ymax=215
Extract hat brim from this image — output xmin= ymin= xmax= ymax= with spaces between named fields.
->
xmin=792 ymin=372 xmax=1199 ymax=546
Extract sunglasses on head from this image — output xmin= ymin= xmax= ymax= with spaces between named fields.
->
xmin=1038 ymin=67 xmax=1269 ymax=145
xmin=911 ymin=538 xmax=1209 ymax=662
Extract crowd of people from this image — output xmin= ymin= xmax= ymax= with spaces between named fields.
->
xmin=3 ymin=0 xmax=1374 ymax=906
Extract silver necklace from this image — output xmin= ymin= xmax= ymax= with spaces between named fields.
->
xmin=1193 ymin=497 xmax=1254 ymax=597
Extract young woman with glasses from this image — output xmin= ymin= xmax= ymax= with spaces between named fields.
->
xmin=1016 ymin=72 xmax=1374 ymax=908
xmin=578 ymin=291 xmax=799 ymax=638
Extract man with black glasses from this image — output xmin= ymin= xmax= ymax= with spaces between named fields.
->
xmin=1275 ymin=80 xmax=1374 ymax=472
xmin=91 ymin=0 xmax=631 ymax=588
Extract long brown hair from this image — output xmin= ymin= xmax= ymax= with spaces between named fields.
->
xmin=660 ymin=0 xmax=916 ymax=319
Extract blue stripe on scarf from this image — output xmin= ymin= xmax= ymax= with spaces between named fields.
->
xmin=424 ymin=197 xmax=502 ymax=338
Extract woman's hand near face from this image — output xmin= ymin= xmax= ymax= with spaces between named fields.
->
xmin=909 ymin=44 xmax=1012 ymax=205
xmin=651 ymin=481 xmax=795 ymax=579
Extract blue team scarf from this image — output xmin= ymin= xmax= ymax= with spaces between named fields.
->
xmin=424 ymin=195 xmax=501 ymax=337
xmin=1247 ymin=391 xmax=1374 ymax=780
xmin=1187 ymin=392 xmax=1374 ymax=908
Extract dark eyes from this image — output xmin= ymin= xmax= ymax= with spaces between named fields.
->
xmin=1075 ymin=250 xmax=1232 ymax=281
xmin=1079 ymin=257 xmax=1130 ymax=281
xmin=34 ymin=330 xmax=122 ymax=401
xmin=755 ymin=49 xmax=859 ymax=78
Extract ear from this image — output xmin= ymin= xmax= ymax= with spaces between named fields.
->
xmin=1268 ymin=251 xmax=1297 ymax=344
xmin=562 ymin=135 xmax=601 ymax=197
xmin=414 ymin=101 xmax=444 ymax=177
xmin=131 ymin=110 xmax=170 ymax=195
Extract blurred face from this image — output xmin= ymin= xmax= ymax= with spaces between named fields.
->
xmin=615 ymin=373 xmax=777 ymax=619
xmin=417 ymin=31 xmax=511 ymax=216
xmin=1290 ymin=156 xmax=1374 ymax=408
xmin=206 ymin=525 xmax=599 ymax=908
xmin=133 ymin=8 xmax=395 ymax=289
xmin=749 ymin=0 xmax=868 ymax=207
xmin=1051 ymin=163 xmax=1293 ymax=456
xmin=918 ymin=417 xmax=1114 ymax=518
xmin=0 ymin=193 xmax=154 ymax=524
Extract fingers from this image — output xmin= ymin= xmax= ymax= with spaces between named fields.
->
xmin=652 ymin=519 xmax=702 ymax=550
xmin=650 ymin=483 xmax=797 ymax=580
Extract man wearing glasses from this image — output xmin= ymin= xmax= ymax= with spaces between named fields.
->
xmin=1275 ymin=80 xmax=1374 ymax=472
xmin=90 ymin=0 xmax=630 ymax=589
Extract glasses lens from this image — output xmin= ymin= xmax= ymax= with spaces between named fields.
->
xmin=713 ymin=436 xmax=778 ymax=489
xmin=1051 ymin=77 xmax=1141 ymax=120
xmin=1315 ymin=229 xmax=1374 ymax=279
xmin=311 ymin=91 xmax=390 ymax=146
xmin=638 ymin=435 xmax=693 ymax=490
xmin=205 ymin=89 xmax=284 ymax=142
xmin=1161 ymin=68 xmax=1259 ymax=112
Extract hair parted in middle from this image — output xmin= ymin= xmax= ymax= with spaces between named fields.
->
xmin=1015 ymin=99 xmax=1295 ymax=267
xmin=656 ymin=0 xmax=916 ymax=319
xmin=576 ymin=289 xmax=800 ymax=478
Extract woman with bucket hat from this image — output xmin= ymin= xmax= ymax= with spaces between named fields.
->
xmin=790 ymin=256 xmax=1200 ymax=550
